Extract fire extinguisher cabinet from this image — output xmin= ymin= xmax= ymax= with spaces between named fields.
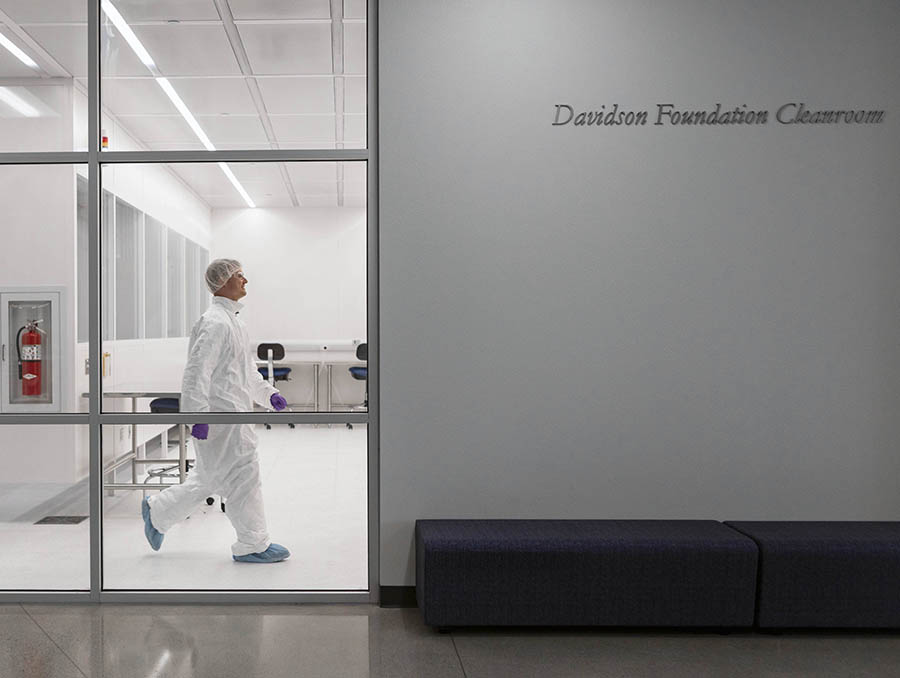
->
xmin=1 ymin=290 xmax=63 ymax=413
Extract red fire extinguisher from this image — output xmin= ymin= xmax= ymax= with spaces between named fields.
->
xmin=16 ymin=320 xmax=44 ymax=397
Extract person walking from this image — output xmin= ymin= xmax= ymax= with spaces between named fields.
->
xmin=142 ymin=258 xmax=290 ymax=563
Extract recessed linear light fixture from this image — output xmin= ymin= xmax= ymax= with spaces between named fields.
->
xmin=101 ymin=0 xmax=256 ymax=208
xmin=0 ymin=32 xmax=39 ymax=70
xmin=0 ymin=86 xmax=41 ymax=117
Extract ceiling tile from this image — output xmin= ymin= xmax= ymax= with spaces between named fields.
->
xmin=343 ymin=22 xmax=366 ymax=74
xmin=167 ymin=77 xmax=257 ymax=115
xmin=343 ymin=0 xmax=367 ymax=20
xmin=100 ymin=32 xmax=152 ymax=77
xmin=21 ymin=25 xmax=87 ymax=76
xmin=0 ymin=0 xmax=85 ymax=23
xmin=229 ymin=0 xmax=331 ymax=20
xmin=102 ymin=78 xmax=178 ymax=116
xmin=196 ymin=115 xmax=268 ymax=145
xmin=181 ymin=162 xmax=292 ymax=209
xmin=270 ymin=115 xmax=336 ymax=143
xmin=116 ymin=115 xmax=197 ymax=145
xmin=171 ymin=162 xmax=231 ymax=196
xmin=343 ymin=194 xmax=366 ymax=207
xmin=133 ymin=25 xmax=240 ymax=76
xmin=299 ymin=195 xmax=338 ymax=207
xmin=287 ymin=161 xmax=336 ymax=184
xmin=296 ymin=180 xmax=337 ymax=197
xmin=238 ymin=23 xmax=333 ymax=75
xmin=256 ymin=77 xmax=334 ymax=114
xmin=343 ymin=114 xmax=365 ymax=145
xmin=343 ymin=76 xmax=366 ymax=114
xmin=343 ymin=161 xmax=366 ymax=190
xmin=228 ymin=162 xmax=284 ymax=183
xmin=111 ymin=0 xmax=220 ymax=22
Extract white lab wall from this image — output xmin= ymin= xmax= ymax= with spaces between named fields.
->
xmin=0 ymin=81 xmax=81 ymax=483
xmin=210 ymin=207 xmax=366 ymax=341
xmin=379 ymin=0 xmax=900 ymax=585
xmin=210 ymin=207 xmax=367 ymax=406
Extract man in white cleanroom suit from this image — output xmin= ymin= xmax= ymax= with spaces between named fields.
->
xmin=142 ymin=258 xmax=291 ymax=563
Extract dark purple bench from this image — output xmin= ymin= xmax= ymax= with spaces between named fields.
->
xmin=416 ymin=519 xmax=759 ymax=628
xmin=726 ymin=521 xmax=900 ymax=628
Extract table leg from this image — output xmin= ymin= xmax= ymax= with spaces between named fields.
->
xmin=327 ymin=363 xmax=333 ymax=412
xmin=179 ymin=424 xmax=187 ymax=483
xmin=314 ymin=363 xmax=319 ymax=412
xmin=131 ymin=397 xmax=138 ymax=485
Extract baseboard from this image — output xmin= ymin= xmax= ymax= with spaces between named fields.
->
xmin=380 ymin=586 xmax=417 ymax=608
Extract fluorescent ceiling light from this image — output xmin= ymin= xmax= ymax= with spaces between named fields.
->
xmin=219 ymin=162 xmax=256 ymax=209
xmin=0 ymin=87 xmax=41 ymax=117
xmin=102 ymin=1 xmax=255 ymax=208
xmin=155 ymin=77 xmax=215 ymax=151
xmin=100 ymin=0 xmax=156 ymax=68
xmin=0 ymin=32 xmax=39 ymax=70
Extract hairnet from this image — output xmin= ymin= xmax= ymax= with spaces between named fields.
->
xmin=205 ymin=258 xmax=242 ymax=294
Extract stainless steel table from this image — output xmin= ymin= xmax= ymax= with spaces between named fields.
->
xmin=84 ymin=391 xmax=189 ymax=493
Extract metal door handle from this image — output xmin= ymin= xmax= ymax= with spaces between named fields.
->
xmin=1 ymin=344 xmax=5 ymax=362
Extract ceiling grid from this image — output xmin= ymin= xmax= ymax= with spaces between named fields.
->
xmin=0 ymin=0 xmax=367 ymax=209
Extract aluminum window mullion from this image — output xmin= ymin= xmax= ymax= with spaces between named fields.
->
xmin=88 ymin=0 xmax=102 ymax=602
xmin=99 ymin=149 xmax=368 ymax=164
xmin=0 ymin=152 xmax=89 ymax=165
xmin=366 ymin=0 xmax=380 ymax=605
xmin=98 ymin=412 xmax=369 ymax=425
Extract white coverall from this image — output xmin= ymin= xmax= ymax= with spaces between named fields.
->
xmin=148 ymin=296 xmax=278 ymax=556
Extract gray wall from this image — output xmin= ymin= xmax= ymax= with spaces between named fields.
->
xmin=379 ymin=0 xmax=900 ymax=585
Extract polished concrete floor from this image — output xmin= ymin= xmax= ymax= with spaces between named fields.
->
xmin=4 ymin=604 xmax=900 ymax=678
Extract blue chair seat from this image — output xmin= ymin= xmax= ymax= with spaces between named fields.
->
xmin=149 ymin=397 xmax=179 ymax=414
xmin=258 ymin=367 xmax=292 ymax=380
xmin=349 ymin=366 xmax=367 ymax=380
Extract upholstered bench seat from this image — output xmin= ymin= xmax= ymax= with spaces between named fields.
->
xmin=416 ymin=519 xmax=759 ymax=628
xmin=726 ymin=521 xmax=900 ymax=628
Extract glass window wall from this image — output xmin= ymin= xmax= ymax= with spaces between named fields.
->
xmin=102 ymin=423 xmax=368 ymax=590
xmin=100 ymin=161 xmax=367 ymax=415
xmin=0 ymin=164 xmax=88 ymax=415
xmin=0 ymin=425 xmax=90 ymax=590
xmin=1 ymin=0 xmax=373 ymax=599
xmin=99 ymin=0 xmax=367 ymax=151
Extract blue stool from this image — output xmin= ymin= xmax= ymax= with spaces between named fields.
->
xmin=149 ymin=397 xmax=179 ymax=414
xmin=346 ymin=343 xmax=367 ymax=430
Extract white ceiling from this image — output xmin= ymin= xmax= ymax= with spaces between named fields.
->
xmin=0 ymin=0 xmax=368 ymax=208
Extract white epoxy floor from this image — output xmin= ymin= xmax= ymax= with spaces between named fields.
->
xmin=0 ymin=425 xmax=368 ymax=591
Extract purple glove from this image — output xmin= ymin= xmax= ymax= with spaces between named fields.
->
xmin=191 ymin=424 xmax=209 ymax=440
xmin=270 ymin=394 xmax=287 ymax=411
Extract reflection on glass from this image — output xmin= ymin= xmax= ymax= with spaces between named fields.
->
xmin=99 ymin=0 xmax=366 ymax=151
xmin=0 ymin=425 xmax=90 ymax=590
xmin=0 ymin=165 xmax=87 ymax=414
xmin=100 ymin=162 xmax=366 ymax=413
xmin=0 ymin=0 xmax=86 ymax=151
xmin=102 ymin=424 xmax=367 ymax=590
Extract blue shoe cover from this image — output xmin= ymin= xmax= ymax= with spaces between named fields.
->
xmin=233 ymin=543 xmax=291 ymax=563
xmin=142 ymin=497 xmax=164 ymax=551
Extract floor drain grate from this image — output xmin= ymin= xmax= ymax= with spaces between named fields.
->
xmin=35 ymin=516 xmax=89 ymax=525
